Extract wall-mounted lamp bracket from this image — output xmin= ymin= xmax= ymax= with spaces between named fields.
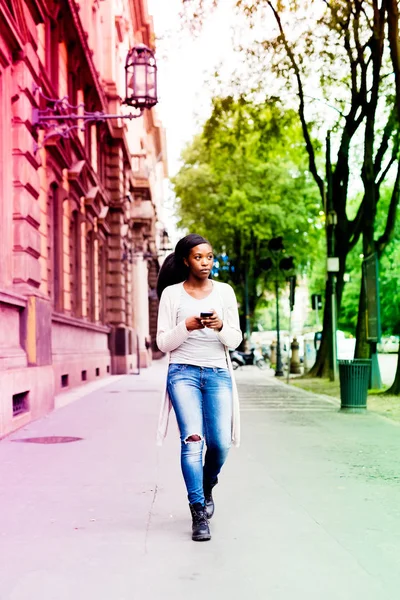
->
xmin=32 ymin=86 xmax=143 ymax=152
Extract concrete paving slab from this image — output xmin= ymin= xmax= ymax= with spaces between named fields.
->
xmin=0 ymin=362 xmax=399 ymax=599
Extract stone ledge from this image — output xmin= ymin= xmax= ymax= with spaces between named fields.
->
xmin=52 ymin=350 xmax=110 ymax=358
xmin=52 ymin=312 xmax=111 ymax=333
xmin=0 ymin=288 xmax=27 ymax=308
xmin=0 ymin=347 xmax=28 ymax=370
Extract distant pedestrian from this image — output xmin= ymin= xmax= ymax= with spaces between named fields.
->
xmin=156 ymin=233 xmax=242 ymax=541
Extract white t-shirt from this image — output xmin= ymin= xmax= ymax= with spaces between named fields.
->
xmin=170 ymin=284 xmax=228 ymax=369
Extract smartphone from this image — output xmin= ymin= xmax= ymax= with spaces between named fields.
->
xmin=200 ymin=311 xmax=213 ymax=318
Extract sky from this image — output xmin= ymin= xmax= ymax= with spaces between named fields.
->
xmin=145 ymin=1 xmax=330 ymax=181
xmin=145 ymin=0 xmax=246 ymax=239
xmin=147 ymin=0 xmax=240 ymax=177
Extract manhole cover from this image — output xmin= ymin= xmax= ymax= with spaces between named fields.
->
xmin=12 ymin=436 xmax=83 ymax=444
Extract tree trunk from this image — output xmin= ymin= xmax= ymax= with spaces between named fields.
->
xmin=387 ymin=0 xmax=400 ymax=120
xmin=308 ymin=249 xmax=347 ymax=377
xmin=307 ymin=276 xmax=332 ymax=378
xmin=386 ymin=345 xmax=400 ymax=394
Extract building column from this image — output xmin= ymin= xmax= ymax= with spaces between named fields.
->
xmin=132 ymin=255 xmax=152 ymax=368
xmin=0 ymin=57 xmax=54 ymax=438
xmin=106 ymin=208 xmax=136 ymax=373
xmin=12 ymin=59 xmax=55 ymax=415
xmin=12 ymin=60 xmax=42 ymax=294
xmin=148 ymin=257 xmax=161 ymax=358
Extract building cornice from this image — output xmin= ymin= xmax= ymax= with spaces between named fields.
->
xmin=0 ymin=0 xmax=25 ymax=56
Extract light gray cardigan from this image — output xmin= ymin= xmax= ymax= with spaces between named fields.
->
xmin=156 ymin=281 xmax=243 ymax=447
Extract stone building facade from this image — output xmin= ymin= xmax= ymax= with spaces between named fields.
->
xmin=0 ymin=0 xmax=167 ymax=438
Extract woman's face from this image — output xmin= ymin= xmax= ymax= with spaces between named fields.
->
xmin=185 ymin=243 xmax=214 ymax=279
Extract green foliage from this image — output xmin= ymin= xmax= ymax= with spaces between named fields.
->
xmin=337 ymin=243 xmax=362 ymax=335
xmin=338 ymin=188 xmax=400 ymax=336
xmin=172 ymin=96 xmax=324 ymax=325
xmin=379 ymin=245 xmax=400 ymax=336
xmin=181 ymin=0 xmax=400 ymax=379
xmin=375 ymin=186 xmax=400 ymax=336
xmin=306 ymin=232 xmax=327 ymax=298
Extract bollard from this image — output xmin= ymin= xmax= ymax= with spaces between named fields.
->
xmin=270 ymin=340 xmax=277 ymax=365
xmin=290 ymin=337 xmax=302 ymax=374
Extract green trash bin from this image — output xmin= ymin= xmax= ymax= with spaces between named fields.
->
xmin=338 ymin=359 xmax=372 ymax=412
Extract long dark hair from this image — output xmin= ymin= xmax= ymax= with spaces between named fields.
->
xmin=156 ymin=233 xmax=211 ymax=298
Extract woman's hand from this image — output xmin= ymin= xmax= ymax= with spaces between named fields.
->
xmin=185 ymin=316 xmax=205 ymax=331
xmin=201 ymin=310 xmax=223 ymax=332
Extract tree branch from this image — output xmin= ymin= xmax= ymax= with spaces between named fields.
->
xmin=344 ymin=26 xmax=358 ymax=96
xmin=353 ymin=0 xmax=365 ymax=68
xmin=376 ymin=161 xmax=400 ymax=254
xmin=360 ymin=3 xmax=373 ymax=30
xmin=302 ymin=94 xmax=345 ymax=117
xmin=373 ymin=107 xmax=397 ymax=177
xmin=348 ymin=196 xmax=366 ymax=250
xmin=333 ymin=102 xmax=366 ymax=219
xmin=266 ymin=1 xmax=325 ymax=203
xmin=360 ymin=0 xmax=386 ymax=189
xmin=387 ymin=0 xmax=400 ymax=120
xmin=376 ymin=155 xmax=396 ymax=189
xmin=333 ymin=5 xmax=371 ymax=218
xmin=376 ymin=131 xmax=400 ymax=188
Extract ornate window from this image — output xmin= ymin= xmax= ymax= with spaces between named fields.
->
xmin=86 ymin=229 xmax=95 ymax=321
xmin=98 ymin=239 xmax=107 ymax=323
xmin=67 ymin=48 xmax=79 ymax=108
xmin=96 ymin=125 xmax=107 ymax=182
xmin=50 ymin=183 xmax=63 ymax=311
xmin=69 ymin=207 xmax=82 ymax=317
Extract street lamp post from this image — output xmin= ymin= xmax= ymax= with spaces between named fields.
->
xmin=274 ymin=277 xmax=284 ymax=376
xmin=326 ymin=131 xmax=339 ymax=382
xmin=264 ymin=237 xmax=295 ymax=378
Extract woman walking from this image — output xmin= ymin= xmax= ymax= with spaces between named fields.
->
xmin=156 ymin=233 xmax=242 ymax=541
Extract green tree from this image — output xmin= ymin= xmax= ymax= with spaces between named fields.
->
xmin=339 ymin=186 xmax=400 ymax=336
xmin=172 ymin=96 xmax=323 ymax=333
xmin=385 ymin=0 xmax=400 ymax=394
xmin=338 ymin=186 xmax=400 ymax=395
xmin=182 ymin=0 xmax=400 ymax=379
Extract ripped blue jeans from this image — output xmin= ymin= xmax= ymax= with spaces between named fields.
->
xmin=167 ymin=364 xmax=233 ymax=505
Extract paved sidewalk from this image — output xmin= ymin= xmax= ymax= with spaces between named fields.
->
xmin=1 ymin=361 xmax=400 ymax=599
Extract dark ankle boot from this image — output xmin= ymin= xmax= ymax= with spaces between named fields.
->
xmin=203 ymin=477 xmax=218 ymax=519
xmin=189 ymin=503 xmax=211 ymax=541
